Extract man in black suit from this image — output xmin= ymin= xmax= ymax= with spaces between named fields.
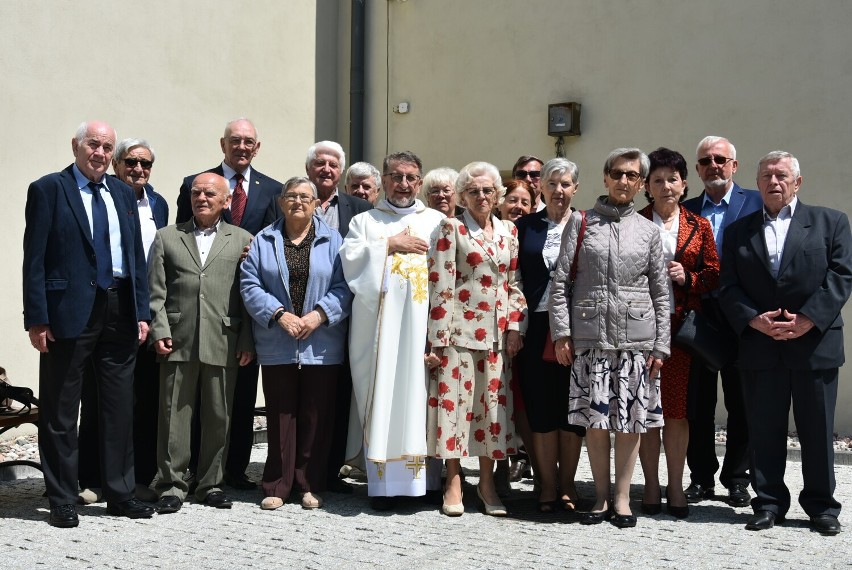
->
xmin=176 ymin=118 xmax=281 ymax=490
xmin=23 ymin=121 xmax=155 ymax=527
xmin=681 ymin=136 xmax=763 ymax=508
xmin=304 ymin=140 xmax=372 ymax=492
xmin=719 ymin=151 xmax=852 ymax=535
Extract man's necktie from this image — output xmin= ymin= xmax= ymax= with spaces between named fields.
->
xmin=88 ymin=182 xmax=113 ymax=289
xmin=231 ymin=173 xmax=247 ymax=227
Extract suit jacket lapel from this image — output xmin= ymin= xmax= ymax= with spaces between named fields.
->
xmin=203 ymin=224 xmax=232 ymax=269
xmin=61 ymin=167 xmax=95 ymax=246
xmin=177 ymin=221 xmax=202 ymax=268
xmin=777 ymin=203 xmax=809 ymax=278
xmin=746 ymin=212 xmax=774 ymax=277
xmin=723 ymin=184 xmax=746 ymax=231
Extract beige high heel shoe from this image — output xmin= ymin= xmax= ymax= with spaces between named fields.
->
xmin=477 ymin=485 xmax=507 ymax=516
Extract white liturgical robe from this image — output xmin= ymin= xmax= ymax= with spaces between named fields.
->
xmin=341 ymin=199 xmax=444 ymax=496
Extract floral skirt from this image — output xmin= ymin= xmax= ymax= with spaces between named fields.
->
xmin=568 ymin=349 xmax=663 ymax=433
xmin=427 ymin=346 xmax=515 ymax=459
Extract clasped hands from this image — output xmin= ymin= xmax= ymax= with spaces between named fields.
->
xmin=749 ymin=308 xmax=814 ymax=341
xmin=425 ymin=331 xmax=523 ymax=368
xmin=278 ymin=309 xmax=324 ymax=340
xmin=555 ymin=336 xmax=663 ymax=377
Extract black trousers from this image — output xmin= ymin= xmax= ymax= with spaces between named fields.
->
xmin=686 ymin=297 xmax=749 ymax=489
xmin=79 ymin=344 xmax=160 ymax=489
xmin=39 ymin=286 xmax=138 ymax=507
xmin=742 ymin=366 xmax=840 ymax=518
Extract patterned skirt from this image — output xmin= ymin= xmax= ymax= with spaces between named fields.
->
xmin=568 ymin=349 xmax=663 ymax=433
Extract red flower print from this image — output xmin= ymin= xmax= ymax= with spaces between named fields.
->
xmin=441 ymin=399 xmax=455 ymax=412
xmin=487 ymin=351 xmax=499 ymax=364
xmin=466 ymin=412 xmax=474 ymax=421
xmin=451 ymin=366 xmax=460 ymax=379
xmin=488 ymin=378 xmax=502 ymax=392
xmin=428 ymin=397 xmax=439 ymax=407
xmin=436 ymin=238 xmax=451 ymax=251
xmin=487 ymin=247 xmax=494 ymax=256
xmin=477 ymin=301 xmax=491 ymax=311
xmin=498 ymin=394 xmax=507 ymax=406
xmin=474 ymin=429 xmax=485 ymax=442
xmin=476 ymin=359 xmax=485 ymax=373
xmin=428 ymin=271 xmax=439 ymax=283
xmin=498 ymin=263 xmax=507 ymax=273
xmin=503 ymin=281 xmax=509 ymax=292
xmin=446 ymin=436 xmax=456 ymax=451
xmin=440 ymin=355 xmax=449 ymax=368
xmin=430 ymin=306 xmax=447 ymax=320
xmin=474 ymin=328 xmax=487 ymax=341
xmin=464 ymin=310 xmax=476 ymax=321
xmin=509 ymin=258 xmax=519 ymax=270
xmin=489 ymin=422 xmax=501 ymax=435
xmin=438 ymin=382 xmax=450 ymax=395
xmin=458 ymin=225 xmax=467 ymax=235
xmin=479 ymin=275 xmax=493 ymax=288
xmin=436 ymin=426 xmax=442 ymax=438
xmin=466 ymin=252 xmax=483 ymax=267
xmin=497 ymin=317 xmax=508 ymax=331
xmin=463 ymin=380 xmax=472 ymax=391
xmin=492 ymin=450 xmax=505 ymax=460
xmin=458 ymin=289 xmax=471 ymax=302
xmin=509 ymin=310 xmax=524 ymax=322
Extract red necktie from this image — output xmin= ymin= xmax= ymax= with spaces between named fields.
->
xmin=231 ymin=173 xmax=247 ymax=227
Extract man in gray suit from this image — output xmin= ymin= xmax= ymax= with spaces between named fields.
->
xmin=149 ymin=173 xmax=254 ymax=514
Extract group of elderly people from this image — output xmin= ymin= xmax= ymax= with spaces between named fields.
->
xmin=100 ymin=138 xmax=728 ymax=527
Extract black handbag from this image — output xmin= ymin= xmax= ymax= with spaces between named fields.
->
xmin=673 ymin=309 xmax=732 ymax=372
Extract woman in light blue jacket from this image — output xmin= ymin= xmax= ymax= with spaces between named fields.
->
xmin=241 ymin=177 xmax=352 ymax=511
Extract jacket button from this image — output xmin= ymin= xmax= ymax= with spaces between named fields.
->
xmin=90 ymin=280 xmax=96 ymax=287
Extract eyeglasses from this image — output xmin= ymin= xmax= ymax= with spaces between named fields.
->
xmin=465 ymin=187 xmax=495 ymax=197
xmin=282 ymin=193 xmax=315 ymax=203
xmin=697 ymin=155 xmax=733 ymax=166
xmin=123 ymin=158 xmax=153 ymax=168
xmin=227 ymin=137 xmax=257 ymax=149
xmin=385 ymin=172 xmax=421 ymax=184
xmin=608 ymin=170 xmax=642 ymax=183
xmin=427 ymin=186 xmax=454 ymax=196
xmin=514 ymin=170 xmax=541 ymax=180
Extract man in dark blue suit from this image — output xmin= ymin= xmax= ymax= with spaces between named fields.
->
xmin=78 ymin=138 xmax=170 ymax=504
xmin=23 ymin=121 xmax=155 ymax=527
xmin=682 ymin=136 xmax=763 ymax=508
xmin=176 ymin=118 xmax=281 ymax=490
xmin=719 ymin=151 xmax=851 ymax=535
xmin=305 ymin=140 xmax=372 ymax=492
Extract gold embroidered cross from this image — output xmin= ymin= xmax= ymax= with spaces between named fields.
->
xmin=405 ymin=456 xmax=426 ymax=479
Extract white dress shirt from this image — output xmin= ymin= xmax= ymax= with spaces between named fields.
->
xmin=763 ymin=196 xmax=797 ymax=279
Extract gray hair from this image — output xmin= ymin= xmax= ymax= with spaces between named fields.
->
xmin=345 ymin=161 xmax=382 ymax=190
xmin=224 ymin=117 xmax=258 ymax=139
xmin=541 ymin=157 xmax=579 ymax=186
xmin=603 ymin=148 xmax=650 ymax=179
xmin=383 ymin=150 xmax=422 ymax=175
xmin=279 ymin=176 xmax=318 ymax=198
xmin=113 ymin=138 xmax=156 ymax=164
xmin=455 ymin=161 xmax=503 ymax=198
xmin=696 ymin=135 xmax=736 ymax=160
xmin=758 ymin=150 xmax=801 ymax=178
xmin=75 ymin=121 xmax=117 ymax=144
xmin=420 ymin=167 xmax=459 ymax=202
xmin=306 ymin=141 xmax=346 ymax=172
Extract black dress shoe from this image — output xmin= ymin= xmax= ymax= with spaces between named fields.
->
xmin=810 ymin=514 xmax=842 ymax=535
xmin=370 ymin=496 xmax=396 ymax=511
xmin=665 ymin=489 xmax=689 ymax=519
xmin=745 ymin=510 xmax=782 ymax=531
xmin=106 ymin=498 xmax=155 ymax=519
xmin=49 ymin=504 xmax=79 ymax=528
xmin=580 ymin=509 xmax=611 ymax=525
xmin=326 ymin=478 xmax=354 ymax=494
xmin=684 ymin=482 xmax=714 ymax=503
xmin=224 ymin=472 xmax=256 ymax=490
xmin=155 ymin=496 xmax=183 ymax=514
xmin=611 ymin=513 xmax=638 ymax=528
xmin=640 ymin=502 xmax=662 ymax=515
xmin=727 ymin=484 xmax=751 ymax=508
xmin=203 ymin=491 xmax=233 ymax=509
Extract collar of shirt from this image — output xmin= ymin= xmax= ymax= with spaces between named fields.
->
xmin=137 ymin=187 xmax=150 ymax=207
xmin=701 ymin=185 xmax=733 ymax=210
xmin=763 ymin=195 xmax=797 ymax=222
xmin=222 ymin=162 xmax=252 ymax=190
xmin=72 ymin=164 xmax=110 ymax=191
xmin=192 ymin=216 xmax=221 ymax=236
xmin=462 ymin=210 xmax=511 ymax=238
xmin=322 ymin=190 xmax=339 ymax=209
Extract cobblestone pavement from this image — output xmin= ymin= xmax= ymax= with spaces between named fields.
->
xmin=1 ymin=444 xmax=850 ymax=569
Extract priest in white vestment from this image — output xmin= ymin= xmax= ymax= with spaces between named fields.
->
xmin=341 ymin=151 xmax=445 ymax=509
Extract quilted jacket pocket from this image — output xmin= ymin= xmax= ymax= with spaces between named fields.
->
xmin=571 ymin=303 xmax=601 ymax=340
xmin=625 ymin=304 xmax=655 ymax=342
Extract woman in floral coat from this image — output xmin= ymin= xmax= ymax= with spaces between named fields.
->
xmin=426 ymin=161 xmax=527 ymax=517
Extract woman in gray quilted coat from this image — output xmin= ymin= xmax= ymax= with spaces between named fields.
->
xmin=548 ymin=148 xmax=670 ymax=528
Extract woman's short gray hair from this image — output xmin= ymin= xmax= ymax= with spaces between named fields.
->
xmin=455 ymin=161 xmax=503 ymax=198
xmin=345 ymin=162 xmax=382 ymax=190
xmin=113 ymin=138 xmax=156 ymax=164
xmin=540 ymin=157 xmax=579 ymax=186
xmin=279 ymin=176 xmax=318 ymax=198
xmin=420 ymin=167 xmax=459 ymax=202
xmin=603 ymin=148 xmax=650 ymax=179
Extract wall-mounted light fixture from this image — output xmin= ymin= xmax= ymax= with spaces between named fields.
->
xmin=548 ymin=102 xmax=581 ymax=157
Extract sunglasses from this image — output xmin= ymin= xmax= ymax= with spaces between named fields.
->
xmin=123 ymin=158 xmax=153 ymax=168
xmin=514 ymin=170 xmax=541 ymax=179
xmin=697 ymin=155 xmax=733 ymax=166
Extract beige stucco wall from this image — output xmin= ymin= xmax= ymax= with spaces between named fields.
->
xmin=357 ymin=0 xmax=852 ymax=431
xmin=0 ymin=1 xmax=337 ymax=433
